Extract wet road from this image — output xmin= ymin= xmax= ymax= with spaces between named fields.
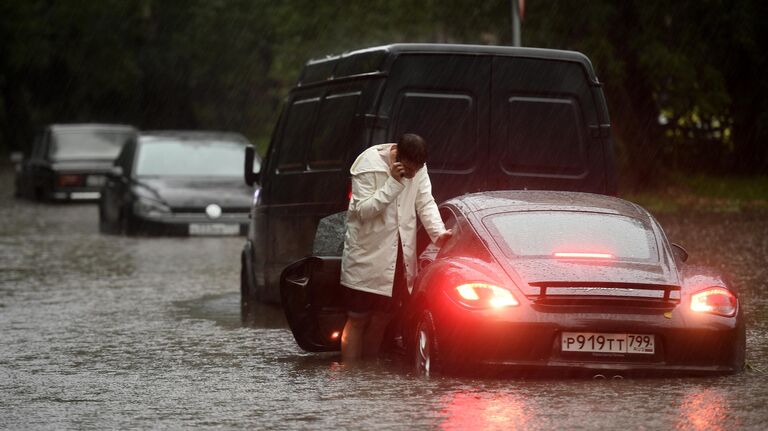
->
xmin=1 ymin=166 xmax=767 ymax=430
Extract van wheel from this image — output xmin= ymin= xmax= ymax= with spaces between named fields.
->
xmin=414 ymin=310 xmax=442 ymax=376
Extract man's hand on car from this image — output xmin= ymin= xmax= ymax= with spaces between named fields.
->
xmin=435 ymin=229 xmax=453 ymax=248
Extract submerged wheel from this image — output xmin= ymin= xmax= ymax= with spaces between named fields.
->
xmin=414 ymin=310 xmax=442 ymax=376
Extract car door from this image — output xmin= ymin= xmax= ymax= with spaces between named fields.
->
xmin=281 ymin=256 xmax=346 ymax=352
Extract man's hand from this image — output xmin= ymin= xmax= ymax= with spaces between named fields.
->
xmin=435 ymin=229 xmax=453 ymax=248
xmin=390 ymin=161 xmax=406 ymax=182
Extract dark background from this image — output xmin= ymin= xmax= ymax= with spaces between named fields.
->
xmin=1 ymin=0 xmax=766 ymax=188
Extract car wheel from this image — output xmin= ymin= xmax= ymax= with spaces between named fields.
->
xmin=240 ymin=250 xmax=256 ymax=313
xmin=414 ymin=310 xmax=442 ymax=376
xmin=98 ymin=204 xmax=118 ymax=234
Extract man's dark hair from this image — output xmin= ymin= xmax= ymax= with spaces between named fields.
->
xmin=397 ymin=133 xmax=428 ymax=165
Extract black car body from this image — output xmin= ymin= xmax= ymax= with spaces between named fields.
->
xmin=99 ymin=131 xmax=258 ymax=236
xmin=281 ymin=191 xmax=746 ymax=376
xmin=243 ymin=43 xmax=618 ymax=305
xmin=14 ymin=124 xmax=137 ymax=202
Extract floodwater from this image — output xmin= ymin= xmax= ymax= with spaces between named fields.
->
xmin=1 ymin=165 xmax=767 ymax=430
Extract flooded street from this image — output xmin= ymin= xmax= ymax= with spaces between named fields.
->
xmin=1 ymin=165 xmax=767 ymax=430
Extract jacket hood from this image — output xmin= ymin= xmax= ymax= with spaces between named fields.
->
xmin=349 ymin=144 xmax=392 ymax=175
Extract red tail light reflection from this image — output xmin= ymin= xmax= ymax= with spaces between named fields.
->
xmin=690 ymin=287 xmax=737 ymax=317
xmin=553 ymin=252 xmax=613 ymax=259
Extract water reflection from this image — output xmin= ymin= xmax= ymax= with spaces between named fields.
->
xmin=439 ymin=391 xmax=532 ymax=430
xmin=675 ymin=387 xmax=735 ymax=430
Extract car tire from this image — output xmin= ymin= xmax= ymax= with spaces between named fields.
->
xmin=414 ymin=310 xmax=442 ymax=376
xmin=240 ymin=250 xmax=256 ymax=313
xmin=98 ymin=204 xmax=119 ymax=235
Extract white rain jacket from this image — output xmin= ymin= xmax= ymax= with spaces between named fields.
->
xmin=340 ymin=144 xmax=447 ymax=297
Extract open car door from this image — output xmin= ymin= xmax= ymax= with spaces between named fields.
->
xmin=280 ymin=256 xmax=346 ymax=352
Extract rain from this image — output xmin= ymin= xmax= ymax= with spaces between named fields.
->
xmin=2 ymin=1 xmax=768 ymax=429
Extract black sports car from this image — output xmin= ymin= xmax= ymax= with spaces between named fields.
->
xmin=99 ymin=131 xmax=259 ymax=236
xmin=281 ymin=191 xmax=745 ymax=376
xmin=14 ymin=124 xmax=137 ymax=202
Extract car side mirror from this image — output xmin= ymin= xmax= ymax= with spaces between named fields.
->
xmin=10 ymin=151 xmax=23 ymax=164
xmin=107 ymin=166 xmax=124 ymax=178
xmin=671 ymin=243 xmax=689 ymax=263
xmin=244 ymin=145 xmax=260 ymax=186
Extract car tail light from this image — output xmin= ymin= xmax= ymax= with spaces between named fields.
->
xmin=451 ymin=283 xmax=519 ymax=309
xmin=690 ymin=287 xmax=737 ymax=317
xmin=346 ymin=178 xmax=352 ymax=202
xmin=57 ymin=174 xmax=85 ymax=187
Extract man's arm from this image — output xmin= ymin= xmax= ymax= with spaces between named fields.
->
xmin=348 ymin=172 xmax=404 ymax=220
xmin=414 ymin=167 xmax=447 ymax=243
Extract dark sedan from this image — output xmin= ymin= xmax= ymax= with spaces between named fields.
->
xmin=14 ymin=124 xmax=137 ymax=201
xmin=280 ymin=191 xmax=745 ymax=377
xmin=99 ymin=131 xmax=259 ymax=236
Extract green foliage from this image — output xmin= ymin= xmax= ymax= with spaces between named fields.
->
xmin=1 ymin=0 xmax=766 ymax=175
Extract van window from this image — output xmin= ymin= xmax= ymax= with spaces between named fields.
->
xmin=277 ymin=97 xmax=320 ymax=172
xmin=309 ymin=92 xmax=360 ymax=170
xmin=393 ymin=92 xmax=476 ymax=172
xmin=501 ymin=97 xmax=586 ymax=176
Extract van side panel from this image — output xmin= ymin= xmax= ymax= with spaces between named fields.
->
xmin=490 ymin=57 xmax=607 ymax=193
xmin=256 ymin=80 xmax=380 ymax=302
xmin=379 ymin=54 xmax=492 ymax=203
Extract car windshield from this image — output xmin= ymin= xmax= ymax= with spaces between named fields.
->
xmin=50 ymin=129 xmax=133 ymax=160
xmin=484 ymin=211 xmax=658 ymax=261
xmin=134 ymin=137 xmax=249 ymax=177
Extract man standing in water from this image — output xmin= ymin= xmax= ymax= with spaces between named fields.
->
xmin=340 ymin=133 xmax=452 ymax=361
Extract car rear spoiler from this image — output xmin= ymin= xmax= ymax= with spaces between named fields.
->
xmin=527 ymin=281 xmax=682 ymax=304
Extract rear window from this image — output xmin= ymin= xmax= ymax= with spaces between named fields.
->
xmin=50 ymin=129 xmax=133 ymax=160
xmin=484 ymin=211 xmax=658 ymax=261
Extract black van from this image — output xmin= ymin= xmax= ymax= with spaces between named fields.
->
xmin=242 ymin=43 xmax=617 ymax=305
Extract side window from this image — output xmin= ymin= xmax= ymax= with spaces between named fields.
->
xmin=276 ymin=97 xmax=320 ymax=173
xmin=501 ymin=96 xmax=586 ymax=175
xmin=308 ymin=92 xmax=360 ymax=170
xmin=393 ymin=92 xmax=476 ymax=172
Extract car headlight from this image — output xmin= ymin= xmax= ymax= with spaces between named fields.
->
xmin=133 ymin=196 xmax=171 ymax=217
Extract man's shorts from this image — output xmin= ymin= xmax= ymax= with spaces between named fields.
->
xmin=343 ymin=237 xmax=406 ymax=318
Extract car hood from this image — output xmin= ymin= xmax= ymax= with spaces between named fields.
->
xmin=503 ymin=258 xmax=680 ymax=296
xmin=135 ymin=177 xmax=253 ymax=209
xmin=51 ymin=159 xmax=115 ymax=173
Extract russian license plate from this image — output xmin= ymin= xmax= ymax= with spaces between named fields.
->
xmin=86 ymin=175 xmax=106 ymax=187
xmin=561 ymin=332 xmax=655 ymax=354
xmin=189 ymin=223 xmax=240 ymax=236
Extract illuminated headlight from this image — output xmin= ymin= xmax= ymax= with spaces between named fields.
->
xmin=690 ymin=287 xmax=737 ymax=317
xmin=133 ymin=196 xmax=171 ymax=217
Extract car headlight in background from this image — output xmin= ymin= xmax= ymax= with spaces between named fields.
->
xmin=449 ymin=282 xmax=519 ymax=309
xmin=690 ymin=287 xmax=737 ymax=317
xmin=133 ymin=196 xmax=171 ymax=217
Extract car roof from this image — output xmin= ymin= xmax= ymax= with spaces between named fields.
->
xmin=50 ymin=123 xmax=136 ymax=133
xmin=298 ymin=43 xmax=598 ymax=86
xmin=139 ymin=130 xmax=248 ymax=143
xmin=446 ymin=190 xmax=652 ymax=222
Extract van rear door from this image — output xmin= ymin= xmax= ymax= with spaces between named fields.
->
xmin=489 ymin=56 xmax=607 ymax=193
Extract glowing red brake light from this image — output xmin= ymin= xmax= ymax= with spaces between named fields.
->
xmin=452 ymin=283 xmax=519 ymax=309
xmin=553 ymin=252 xmax=613 ymax=259
xmin=690 ymin=287 xmax=737 ymax=317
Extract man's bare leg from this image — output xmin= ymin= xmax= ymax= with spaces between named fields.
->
xmin=341 ymin=315 xmax=368 ymax=362
xmin=362 ymin=312 xmax=392 ymax=359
